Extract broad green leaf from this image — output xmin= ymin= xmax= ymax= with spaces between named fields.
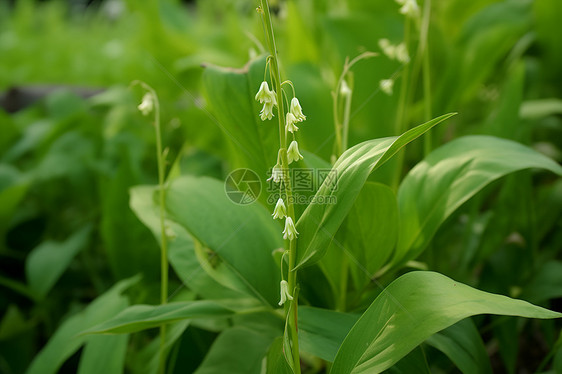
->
xmin=26 ymin=276 xmax=138 ymax=374
xmin=298 ymin=306 xmax=357 ymax=362
xmin=130 ymin=185 xmax=245 ymax=300
xmin=346 ymin=182 xmax=398 ymax=281
xmin=266 ymin=336 xmax=292 ymax=374
xmin=132 ymin=321 xmax=190 ymax=374
xmin=165 ymin=176 xmax=283 ymax=306
xmin=386 ymin=347 xmax=431 ymax=374
xmin=100 ymin=150 xmax=159 ymax=280
xmin=202 ymin=56 xmax=276 ymax=199
xmin=0 ymin=164 xmax=28 ymax=245
xmin=77 ymin=334 xmax=128 ymax=374
xmin=295 ymin=113 xmax=456 ymax=269
xmin=25 ymin=225 xmax=92 ymax=299
xmin=330 ymin=271 xmax=561 ymax=374
xmin=426 ymin=319 xmax=492 ymax=374
xmin=85 ymin=300 xmax=235 ymax=334
xmin=394 ymin=135 xmax=562 ymax=266
xmin=194 ymin=327 xmax=274 ymax=374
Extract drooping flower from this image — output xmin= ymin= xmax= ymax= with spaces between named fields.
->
xmin=379 ymin=79 xmax=394 ymax=95
xmin=278 ymin=280 xmax=293 ymax=306
xmin=287 ymin=140 xmax=304 ymax=164
xmin=289 ymin=97 xmax=306 ymax=122
xmin=399 ymin=0 xmax=420 ymax=19
xmin=340 ymin=80 xmax=352 ymax=97
xmin=138 ymin=92 xmax=154 ymax=116
xmin=272 ymin=198 xmax=287 ymax=219
xmin=260 ymin=101 xmax=275 ymax=121
xmin=378 ymin=38 xmax=396 ymax=60
xmin=286 ymin=112 xmax=299 ymax=133
xmin=255 ymin=81 xmax=277 ymax=104
xmin=282 ymin=216 xmax=298 ymax=240
xmin=395 ymin=42 xmax=410 ymax=64
xmin=267 ymin=163 xmax=284 ymax=184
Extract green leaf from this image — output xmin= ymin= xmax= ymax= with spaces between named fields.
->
xmin=298 ymin=306 xmax=357 ymax=362
xmin=85 ymin=300 xmax=235 ymax=334
xmin=130 ymin=185 xmax=245 ymax=300
xmin=77 ymin=334 xmax=128 ymax=374
xmin=165 ymin=175 xmax=283 ymax=306
xmin=521 ymin=261 xmax=562 ymax=303
xmin=133 ymin=321 xmax=190 ymax=374
xmin=194 ymin=327 xmax=274 ymax=374
xmin=25 ymin=225 xmax=92 ymax=299
xmin=295 ymin=113 xmax=456 ymax=269
xmin=202 ymin=57 xmax=277 ymax=196
xmin=394 ymin=135 xmax=562 ymax=266
xmin=26 ymin=276 xmax=138 ymax=374
xmin=266 ymin=336 xmax=292 ymax=374
xmin=346 ymin=182 xmax=398 ymax=280
xmin=426 ymin=319 xmax=492 ymax=374
xmin=330 ymin=271 xmax=561 ymax=374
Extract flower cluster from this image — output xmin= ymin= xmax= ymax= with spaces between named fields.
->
xmin=255 ymin=81 xmax=277 ymax=120
xmin=396 ymin=0 xmax=420 ymax=19
xmin=255 ymin=79 xmax=306 ymax=245
xmin=378 ymin=38 xmax=409 ymax=64
xmin=255 ymin=68 xmax=306 ymax=307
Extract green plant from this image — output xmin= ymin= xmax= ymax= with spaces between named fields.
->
xmin=2 ymin=1 xmax=562 ymax=373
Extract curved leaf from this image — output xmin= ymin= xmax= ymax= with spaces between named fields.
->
xmin=164 ymin=176 xmax=283 ymax=306
xmin=85 ymin=300 xmax=236 ymax=334
xmin=26 ymin=276 xmax=138 ymax=374
xmin=394 ymin=135 xmax=562 ymax=266
xmin=295 ymin=113 xmax=456 ymax=269
xmin=330 ymin=271 xmax=561 ymax=374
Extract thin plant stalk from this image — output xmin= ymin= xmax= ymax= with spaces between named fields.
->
xmin=420 ymin=0 xmax=433 ymax=156
xmin=133 ymin=81 xmax=169 ymax=374
xmin=259 ymin=1 xmax=301 ymax=371
xmin=332 ymin=52 xmax=377 ymax=158
xmin=391 ymin=17 xmax=412 ymax=191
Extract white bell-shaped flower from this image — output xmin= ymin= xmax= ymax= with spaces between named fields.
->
xmin=286 ymin=112 xmax=299 ymax=133
xmin=260 ymin=101 xmax=275 ymax=121
xmin=272 ymin=198 xmax=287 ymax=219
xmin=255 ymin=81 xmax=277 ymax=104
xmin=278 ymin=280 xmax=293 ymax=306
xmin=282 ymin=216 xmax=298 ymax=241
xmin=287 ymin=140 xmax=304 ymax=164
xmin=138 ymin=93 xmax=154 ymax=116
xmin=395 ymin=42 xmax=410 ymax=64
xmin=267 ymin=163 xmax=284 ymax=184
xmin=289 ymin=97 xmax=306 ymax=122
xmin=400 ymin=0 xmax=420 ymax=19
xmin=379 ymin=79 xmax=394 ymax=95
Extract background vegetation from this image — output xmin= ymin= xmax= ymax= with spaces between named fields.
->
xmin=1 ymin=0 xmax=562 ymax=373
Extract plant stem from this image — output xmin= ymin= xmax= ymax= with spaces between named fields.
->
xmin=260 ymin=1 xmax=300 ymax=372
xmin=421 ymin=0 xmax=433 ymax=156
xmin=147 ymin=85 xmax=169 ymax=374
xmin=392 ymin=17 xmax=411 ymax=191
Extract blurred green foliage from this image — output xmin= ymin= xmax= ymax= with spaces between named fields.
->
xmin=1 ymin=0 xmax=562 ymax=373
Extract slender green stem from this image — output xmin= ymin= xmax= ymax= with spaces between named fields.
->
xmin=136 ymin=81 xmax=169 ymax=374
xmin=391 ymin=18 xmax=411 ymax=191
xmin=341 ymin=86 xmax=352 ymax=152
xmin=421 ymin=0 xmax=433 ymax=156
xmin=154 ymin=92 xmax=169 ymax=374
xmin=260 ymin=1 xmax=300 ymax=372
